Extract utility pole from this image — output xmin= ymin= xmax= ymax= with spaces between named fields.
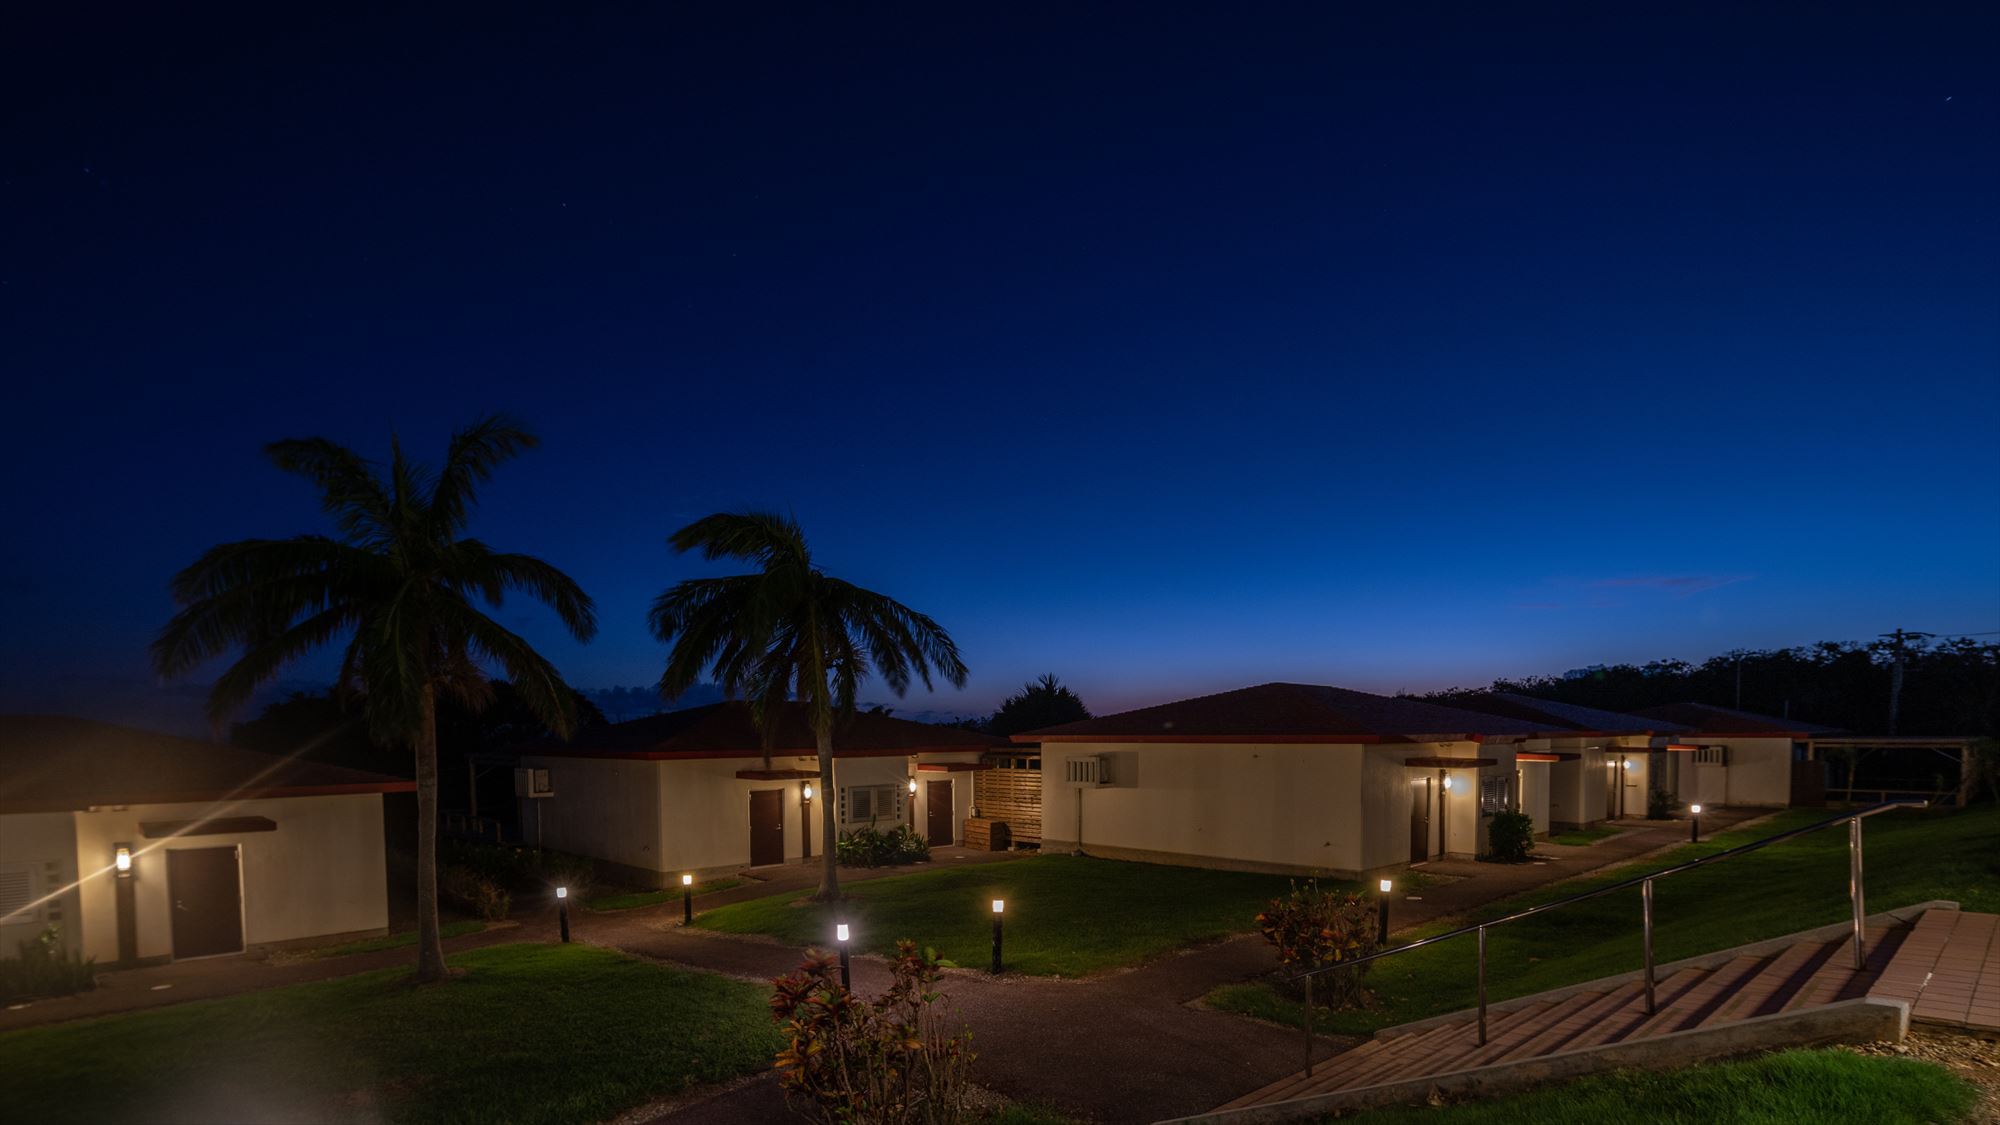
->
xmin=1879 ymin=628 xmax=1934 ymax=735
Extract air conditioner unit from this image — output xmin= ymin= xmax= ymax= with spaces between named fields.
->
xmin=1065 ymin=755 xmax=1110 ymax=787
xmin=514 ymin=767 xmax=554 ymax=799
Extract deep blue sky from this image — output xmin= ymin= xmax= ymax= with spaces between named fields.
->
xmin=4 ymin=4 xmax=1996 ymax=732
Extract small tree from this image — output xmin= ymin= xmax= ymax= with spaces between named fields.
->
xmin=1255 ymin=882 xmax=1377 ymax=1008
xmin=987 ymin=674 xmax=1090 ymax=737
xmin=1487 ymin=810 xmax=1535 ymax=862
xmin=770 ymin=941 xmax=974 ymax=1125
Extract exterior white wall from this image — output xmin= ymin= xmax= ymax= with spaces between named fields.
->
xmin=526 ymin=756 xmax=668 ymax=874
xmin=1717 ymin=737 xmax=1795 ymax=807
xmin=0 ymin=812 xmax=82 ymax=956
xmin=1039 ymin=742 xmax=1368 ymax=874
xmin=1519 ymin=761 xmax=1552 ymax=835
xmin=69 ymin=794 xmax=388 ymax=963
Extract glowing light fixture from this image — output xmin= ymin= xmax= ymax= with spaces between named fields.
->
xmin=803 ymin=782 xmax=814 ymax=800
xmin=990 ymin=900 xmax=1005 ymax=973
xmin=991 ymin=898 xmax=1005 ymax=914
xmin=1690 ymin=804 xmax=1703 ymax=815
xmin=835 ymin=922 xmax=852 ymax=988
xmin=556 ymin=886 xmax=568 ymax=899
xmin=682 ymin=873 xmax=695 ymax=923
xmin=1621 ymin=760 xmax=1633 ymax=772
xmin=909 ymin=777 xmax=919 ymax=794
xmin=556 ymin=886 xmax=571 ymax=942
xmin=1442 ymin=776 xmax=1454 ymax=790
xmin=836 ymin=923 xmax=850 ymax=943
xmin=113 ymin=846 xmax=133 ymax=874
xmin=1379 ymin=878 xmax=1393 ymax=894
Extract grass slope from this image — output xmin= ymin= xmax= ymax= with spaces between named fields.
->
xmin=1336 ymin=1048 xmax=1978 ymax=1124
xmin=0 ymin=943 xmax=778 ymax=1125
xmin=1214 ymin=806 xmax=1999 ymax=1035
xmin=695 ymin=854 xmax=1319 ymax=976
xmin=305 ymin=919 xmax=487 ymax=958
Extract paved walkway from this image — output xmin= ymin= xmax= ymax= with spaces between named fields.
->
xmin=1 ymin=812 xmax=1770 ymax=1122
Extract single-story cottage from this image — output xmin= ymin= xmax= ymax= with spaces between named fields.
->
xmin=0 ymin=716 xmax=408 ymax=965
xmin=1628 ymin=702 xmax=1840 ymax=808
xmin=517 ymin=703 xmax=1006 ymax=885
xmin=1018 ymin=683 xmax=1558 ymax=879
xmin=1442 ymin=693 xmax=1693 ymax=828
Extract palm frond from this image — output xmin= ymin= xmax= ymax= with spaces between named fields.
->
xmin=668 ymin=511 xmax=811 ymax=569
xmin=264 ymin=438 xmax=393 ymax=545
xmin=448 ymin=540 xmax=599 ymax=641
xmin=429 ymin=415 xmax=538 ymax=536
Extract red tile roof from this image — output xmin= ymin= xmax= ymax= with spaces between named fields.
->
xmin=1628 ymin=702 xmax=1840 ymax=737
xmin=1446 ymin=692 xmax=1693 ymax=736
xmin=1017 ymin=683 xmax=1549 ymax=743
xmin=533 ymin=702 xmax=1004 ymax=760
xmin=0 ymin=715 xmax=413 ymax=814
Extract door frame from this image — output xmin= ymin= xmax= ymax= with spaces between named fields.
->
xmin=925 ymin=779 xmax=955 ymax=846
xmin=165 ymin=843 xmax=247 ymax=961
xmin=748 ymin=789 xmax=787 ymax=867
xmin=1409 ymin=776 xmax=1432 ymax=863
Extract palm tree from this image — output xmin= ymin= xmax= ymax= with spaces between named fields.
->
xmin=650 ymin=512 xmax=967 ymax=900
xmin=153 ymin=416 xmax=597 ymax=982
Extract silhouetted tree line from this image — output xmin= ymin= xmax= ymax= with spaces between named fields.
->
xmin=1429 ymin=637 xmax=2000 ymax=737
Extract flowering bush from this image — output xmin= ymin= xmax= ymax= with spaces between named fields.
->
xmin=1255 ymin=882 xmax=1377 ymax=1008
xmin=836 ymin=824 xmax=931 ymax=868
xmin=769 ymin=940 xmax=974 ymax=1124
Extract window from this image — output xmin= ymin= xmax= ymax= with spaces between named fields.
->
xmin=1479 ymin=775 xmax=1511 ymax=815
xmin=1694 ymin=747 xmax=1729 ymax=766
xmin=0 ymin=866 xmax=34 ymax=922
xmin=840 ymin=784 xmax=901 ymax=824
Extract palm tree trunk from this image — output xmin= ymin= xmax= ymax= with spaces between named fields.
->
xmin=413 ymin=682 xmax=449 ymax=982
xmin=814 ymin=723 xmax=840 ymax=901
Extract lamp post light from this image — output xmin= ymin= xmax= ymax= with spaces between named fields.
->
xmin=556 ymin=886 xmax=571 ymax=943
xmin=1690 ymin=803 xmax=1703 ymax=843
xmin=835 ymin=922 xmax=852 ymax=989
xmin=1377 ymin=878 xmax=1393 ymax=945
xmin=991 ymin=899 xmax=1005 ymax=974
xmin=682 ymin=873 xmax=695 ymax=924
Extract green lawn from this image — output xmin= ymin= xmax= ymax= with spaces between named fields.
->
xmin=1211 ymin=806 xmax=1999 ymax=1036
xmin=587 ymin=877 xmax=745 ymax=912
xmin=0 ymin=943 xmax=779 ymax=1125
xmin=305 ymin=919 xmax=488 ymax=958
xmin=695 ymin=854 xmax=1321 ymax=976
xmin=1333 ymin=1048 xmax=1977 ymax=1124
xmin=1547 ymin=825 xmax=1626 ymax=847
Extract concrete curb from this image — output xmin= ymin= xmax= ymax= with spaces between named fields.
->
xmin=1372 ymin=899 xmax=1956 ymax=1042
xmin=1159 ymin=996 xmax=1912 ymax=1124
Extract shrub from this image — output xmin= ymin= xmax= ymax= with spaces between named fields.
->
xmin=1254 ymin=882 xmax=1377 ymax=1009
xmin=0 ymin=926 xmax=96 ymax=1003
xmin=440 ymin=839 xmax=596 ymax=902
xmin=1487 ymin=810 xmax=1536 ymax=862
xmin=1647 ymin=785 xmax=1676 ymax=820
xmin=438 ymin=863 xmax=513 ymax=922
xmin=836 ymin=824 xmax=930 ymax=868
xmin=770 ymin=940 xmax=975 ymax=1124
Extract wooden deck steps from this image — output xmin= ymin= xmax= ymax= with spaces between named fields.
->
xmin=1214 ymin=912 xmax=1974 ymax=1117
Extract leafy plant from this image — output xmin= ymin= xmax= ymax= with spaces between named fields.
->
xmin=1647 ymin=785 xmax=1677 ymax=820
xmin=1254 ymin=881 xmax=1377 ymax=1008
xmin=837 ymin=824 xmax=931 ymax=868
xmin=438 ymin=863 xmax=513 ymax=922
xmin=1487 ymin=810 xmax=1536 ymax=862
xmin=441 ymin=839 xmax=596 ymax=902
xmin=0 ymin=926 xmax=96 ymax=1003
xmin=769 ymin=940 xmax=975 ymax=1124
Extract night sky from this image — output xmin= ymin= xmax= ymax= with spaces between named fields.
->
xmin=5 ymin=4 xmax=1996 ymax=733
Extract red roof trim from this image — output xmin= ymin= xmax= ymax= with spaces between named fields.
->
xmin=531 ymin=746 xmax=983 ymax=762
xmin=916 ymin=762 xmax=991 ymax=772
xmin=0 ymin=780 xmax=415 ymax=815
xmin=1517 ymin=752 xmax=1581 ymax=763
xmin=1402 ymin=756 xmax=1500 ymax=768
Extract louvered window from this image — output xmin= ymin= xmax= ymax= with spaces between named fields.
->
xmin=0 ymin=867 xmax=34 ymax=921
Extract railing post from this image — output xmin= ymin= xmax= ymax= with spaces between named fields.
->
xmin=1303 ymin=972 xmax=1314 ymax=1076
xmin=1642 ymin=876 xmax=1656 ymax=1016
xmin=1476 ymin=924 xmax=1488 ymax=1047
xmin=1850 ymin=816 xmax=1866 ymax=971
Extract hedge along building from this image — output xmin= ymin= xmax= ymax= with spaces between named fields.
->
xmin=0 ymin=716 xmax=407 ymax=966
xmin=1439 ymin=693 xmax=1694 ymax=829
xmin=1628 ymin=702 xmax=1842 ymax=809
xmin=515 ymin=703 xmax=1004 ymax=886
xmin=1017 ymin=683 xmax=1554 ymax=879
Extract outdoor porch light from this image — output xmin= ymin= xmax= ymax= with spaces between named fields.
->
xmin=1622 ymin=760 xmax=1633 ymax=771
xmin=556 ymin=886 xmax=571 ymax=943
xmin=1441 ymin=776 xmax=1453 ymax=790
xmin=113 ymin=845 xmax=133 ymax=877
xmin=991 ymin=899 xmax=1005 ymax=973
xmin=835 ymin=922 xmax=852 ymax=988
xmin=803 ymin=782 xmax=814 ymax=800
xmin=682 ymin=873 xmax=695 ymax=924
xmin=909 ymin=777 xmax=919 ymax=795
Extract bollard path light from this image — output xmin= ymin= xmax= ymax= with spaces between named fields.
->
xmin=556 ymin=886 xmax=571 ymax=943
xmin=682 ymin=872 xmax=695 ymax=924
xmin=836 ymin=922 xmax=852 ymax=989
xmin=991 ymin=899 xmax=1005 ymax=974
xmin=1690 ymin=803 xmax=1703 ymax=843
xmin=1376 ymin=878 xmax=1393 ymax=945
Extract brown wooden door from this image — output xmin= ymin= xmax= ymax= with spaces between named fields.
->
xmin=925 ymin=780 xmax=954 ymax=846
xmin=1409 ymin=778 xmax=1431 ymax=863
xmin=167 ymin=846 xmax=244 ymax=959
xmin=749 ymin=789 xmax=785 ymax=866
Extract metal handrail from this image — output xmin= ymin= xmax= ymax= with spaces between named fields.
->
xmin=1287 ymin=797 xmax=1927 ymax=1077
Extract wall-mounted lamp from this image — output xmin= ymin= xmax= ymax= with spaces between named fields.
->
xmin=113 ymin=844 xmax=133 ymax=878
xmin=1441 ymin=776 xmax=1454 ymax=790
xmin=802 ymin=782 xmax=814 ymax=801
xmin=909 ymin=777 xmax=919 ymax=795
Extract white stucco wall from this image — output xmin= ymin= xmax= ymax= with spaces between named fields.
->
xmin=0 ymin=812 xmax=83 ymax=956
xmin=1519 ymin=760 xmax=1552 ymax=835
xmin=526 ymin=756 xmax=668 ymax=874
xmin=68 ymin=794 xmax=388 ymax=962
xmin=1718 ymin=737 xmax=1795 ymax=807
